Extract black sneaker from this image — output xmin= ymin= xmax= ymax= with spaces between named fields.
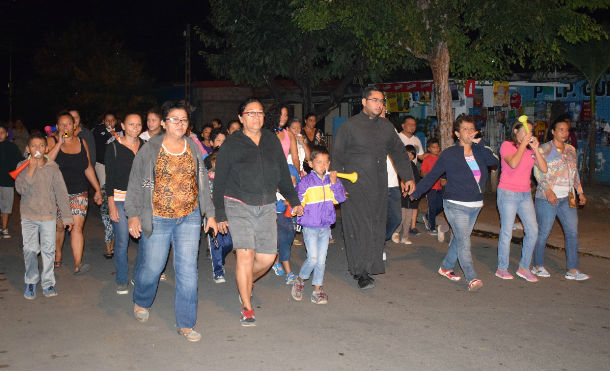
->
xmin=357 ymin=276 xmax=375 ymax=290
xmin=240 ymin=308 xmax=256 ymax=327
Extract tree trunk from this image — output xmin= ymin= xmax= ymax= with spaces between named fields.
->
xmin=586 ymin=85 xmax=597 ymax=184
xmin=428 ymin=41 xmax=453 ymax=149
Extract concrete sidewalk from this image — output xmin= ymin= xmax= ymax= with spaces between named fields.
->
xmin=472 ymin=183 xmax=610 ymax=259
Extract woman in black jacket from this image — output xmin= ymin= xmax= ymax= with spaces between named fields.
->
xmin=213 ymin=98 xmax=303 ymax=326
xmin=411 ymin=115 xmax=498 ymax=291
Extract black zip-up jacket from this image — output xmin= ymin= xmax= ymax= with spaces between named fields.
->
xmin=213 ymin=129 xmax=299 ymax=222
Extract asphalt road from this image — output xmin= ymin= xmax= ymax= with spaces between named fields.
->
xmin=1 ymin=210 xmax=608 ymax=371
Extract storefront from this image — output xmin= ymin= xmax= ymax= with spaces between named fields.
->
xmin=373 ymin=78 xmax=610 ymax=183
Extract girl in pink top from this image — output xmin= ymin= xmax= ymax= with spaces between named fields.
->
xmin=496 ymin=119 xmax=547 ymax=282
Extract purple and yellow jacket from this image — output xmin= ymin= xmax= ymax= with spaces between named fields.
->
xmin=296 ymin=172 xmax=346 ymax=228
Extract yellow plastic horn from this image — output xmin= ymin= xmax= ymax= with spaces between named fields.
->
xmin=337 ymin=172 xmax=358 ymax=183
xmin=518 ymin=115 xmax=530 ymax=134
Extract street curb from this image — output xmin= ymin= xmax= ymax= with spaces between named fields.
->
xmin=471 ymin=229 xmax=610 ymax=260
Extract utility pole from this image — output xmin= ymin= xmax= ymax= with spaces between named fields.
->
xmin=184 ymin=24 xmax=191 ymax=105
xmin=8 ymin=39 xmax=13 ymax=122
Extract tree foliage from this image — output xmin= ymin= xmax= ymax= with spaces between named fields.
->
xmin=198 ymin=0 xmax=373 ymax=115
xmin=28 ymin=23 xmax=155 ymax=125
xmin=295 ymin=0 xmax=608 ymax=147
xmin=562 ymin=28 xmax=610 ymax=183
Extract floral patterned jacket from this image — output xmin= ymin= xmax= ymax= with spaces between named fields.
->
xmin=534 ymin=141 xmax=583 ymax=200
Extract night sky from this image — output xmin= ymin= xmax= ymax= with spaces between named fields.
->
xmin=1 ymin=0 xmax=213 ymax=120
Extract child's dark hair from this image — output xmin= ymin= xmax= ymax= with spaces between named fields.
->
xmin=310 ymin=145 xmax=329 ymax=161
xmin=405 ymin=144 xmax=417 ymax=157
xmin=27 ymin=133 xmax=47 ymax=146
xmin=210 ymin=127 xmax=227 ymax=143
xmin=204 ymin=148 xmax=219 ymax=171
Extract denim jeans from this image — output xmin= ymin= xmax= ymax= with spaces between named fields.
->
xmin=533 ymin=197 xmax=579 ymax=270
xmin=497 ymin=188 xmax=538 ymax=271
xmin=277 ymin=213 xmax=296 ymax=263
xmin=112 ymin=201 xmax=130 ymax=285
xmin=385 ymin=187 xmax=402 ymax=240
xmin=208 ymin=228 xmax=233 ymax=277
xmin=425 ymin=189 xmax=443 ymax=231
xmin=441 ymin=200 xmax=481 ymax=283
xmin=299 ymin=227 xmax=331 ymax=286
xmin=22 ymin=219 xmax=56 ymax=289
xmin=133 ymin=207 xmax=201 ymax=329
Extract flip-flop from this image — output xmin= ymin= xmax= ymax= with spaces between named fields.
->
xmin=54 ymin=261 xmax=63 ymax=268
xmin=74 ymin=263 xmax=90 ymax=276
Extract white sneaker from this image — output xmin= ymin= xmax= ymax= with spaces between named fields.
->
xmin=565 ymin=271 xmax=589 ymax=281
xmin=391 ymin=233 xmax=400 ymax=244
xmin=531 ymin=266 xmax=551 ymax=278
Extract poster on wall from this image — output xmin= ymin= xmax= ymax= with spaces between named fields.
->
xmin=386 ymin=92 xmax=411 ymax=113
xmin=493 ymin=81 xmax=510 ymax=107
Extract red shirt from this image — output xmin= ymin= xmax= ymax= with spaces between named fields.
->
xmin=421 ymin=154 xmax=442 ymax=190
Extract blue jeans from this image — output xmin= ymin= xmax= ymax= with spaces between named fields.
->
xmin=533 ymin=197 xmax=579 ymax=270
xmin=208 ymin=228 xmax=233 ymax=277
xmin=22 ymin=219 xmax=56 ymax=289
xmin=277 ymin=213 xmax=296 ymax=263
xmin=497 ymin=188 xmax=538 ymax=271
xmin=299 ymin=227 xmax=331 ymax=286
xmin=426 ymin=189 xmax=443 ymax=231
xmin=385 ymin=187 xmax=402 ymax=240
xmin=441 ymin=200 xmax=481 ymax=283
xmin=112 ymin=201 xmax=130 ymax=285
xmin=133 ymin=207 xmax=201 ymax=329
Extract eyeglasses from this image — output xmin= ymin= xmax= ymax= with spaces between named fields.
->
xmin=241 ymin=111 xmax=265 ymax=118
xmin=165 ymin=117 xmax=189 ymax=125
xmin=366 ymin=98 xmax=386 ymax=104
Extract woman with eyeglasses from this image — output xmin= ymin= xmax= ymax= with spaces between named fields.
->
xmin=125 ymin=100 xmax=217 ymax=342
xmin=213 ymin=98 xmax=303 ymax=327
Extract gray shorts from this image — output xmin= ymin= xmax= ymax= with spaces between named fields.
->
xmin=224 ymin=197 xmax=277 ymax=255
xmin=0 ymin=187 xmax=14 ymax=214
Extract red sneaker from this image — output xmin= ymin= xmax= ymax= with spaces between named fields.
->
xmin=438 ymin=267 xmax=462 ymax=281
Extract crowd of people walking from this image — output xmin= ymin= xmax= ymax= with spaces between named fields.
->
xmin=0 ymin=87 xmax=590 ymax=342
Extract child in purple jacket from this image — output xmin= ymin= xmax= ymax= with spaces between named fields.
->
xmin=291 ymin=146 xmax=346 ymax=304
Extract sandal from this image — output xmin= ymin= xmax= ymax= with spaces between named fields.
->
xmin=468 ymin=279 xmax=483 ymax=292
xmin=177 ymin=328 xmax=202 ymax=342
xmin=134 ymin=304 xmax=149 ymax=323
xmin=74 ymin=263 xmax=90 ymax=276
xmin=54 ymin=261 xmax=63 ymax=268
